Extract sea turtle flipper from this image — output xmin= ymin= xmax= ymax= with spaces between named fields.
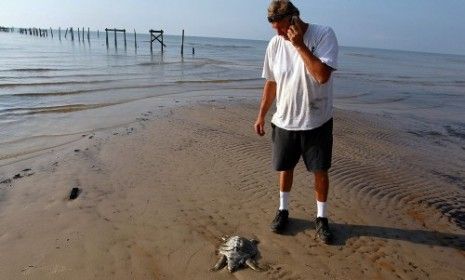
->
xmin=245 ymin=258 xmax=262 ymax=271
xmin=210 ymin=255 xmax=227 ymax=271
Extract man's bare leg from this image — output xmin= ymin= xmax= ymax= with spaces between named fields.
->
xmin=314 ymin=170 xmax=329 ymax=203
xmin=280 ymin=170 xmax=294 ymax=192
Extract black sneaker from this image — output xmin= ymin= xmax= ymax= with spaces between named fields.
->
xmin=315 ymin=217 xmax=333 ymax=244
xmin=270 ymin=209 xmax=289 ymax=233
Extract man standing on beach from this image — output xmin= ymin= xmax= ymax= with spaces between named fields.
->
xmin=254 ymin=0 xmax=338 ymax=244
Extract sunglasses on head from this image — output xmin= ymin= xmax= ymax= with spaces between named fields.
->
xmin=267 ymin=12 xmax=293 ymax=23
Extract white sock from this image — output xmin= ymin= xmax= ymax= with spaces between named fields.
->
xmin=317 ymin=201 xmax=327 ymax=218
xmin=279 ymin=191 xmax=289 ymax=210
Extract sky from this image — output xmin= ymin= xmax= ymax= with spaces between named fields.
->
xmin=1 ymin=0 xmax=465 ymax=55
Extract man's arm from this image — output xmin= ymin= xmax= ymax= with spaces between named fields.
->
xmin=254 ymin=80 xmax=277 ymax=136
xmin=288 ymin=19 xmax=333 ymax=85
xmin=295 ymin=44 xmax=333 ymax=84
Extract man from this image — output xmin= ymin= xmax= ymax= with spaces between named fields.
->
xmin=254 ymin=0 xmax=338 ymax=244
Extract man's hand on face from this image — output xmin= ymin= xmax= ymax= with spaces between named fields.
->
xmin=287 ymin=17 xmax=305 ymax=49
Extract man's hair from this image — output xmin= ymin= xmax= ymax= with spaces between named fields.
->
xmin=267 ymin=0 xmax=300 ymax=17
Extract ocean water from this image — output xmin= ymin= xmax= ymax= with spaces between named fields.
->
xmin=0 ymin=30 xmax=464 ymax=163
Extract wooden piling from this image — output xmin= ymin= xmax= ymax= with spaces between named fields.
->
xmin=123 ymin=30 xmax=127 ymax=49
xmin=70 ymin=27 xmax=74 ymax=41
xmin=105 ymin=28 xmax=109 ymax=47
xmin=82 ymin=27 xmax=84 ymax=42
xmin=114 ymin=29 xmax=117 ymax=48
xmin=87 ymin=28 xmax=90 ymax=41
xmin=78 ymin=28 xmax=80 ymax=41
xmin=50 ymin=28 xmax=53 ymax=38
xmin=134 ymin=29 xmax=137 ymax=49
xmin=181 ymin=29 xmax=185 ymax=56
xmin=64 ymin=28 xmax=68 ymax=38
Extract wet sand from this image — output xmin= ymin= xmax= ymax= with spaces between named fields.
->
xmin=0 ymin=97 xmax=464 ymax=279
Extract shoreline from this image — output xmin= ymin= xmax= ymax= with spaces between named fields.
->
xmin=0 ymin=96 xmax=464 ymax=279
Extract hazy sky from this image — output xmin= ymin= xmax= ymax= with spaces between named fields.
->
xmin=1 ymin=0 xmax=465 ymax=55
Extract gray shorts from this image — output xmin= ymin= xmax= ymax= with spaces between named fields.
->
xmin=271 ymin=119 xmax=333 ymax=172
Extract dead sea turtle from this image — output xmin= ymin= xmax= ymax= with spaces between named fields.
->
xmin=210 ymin=236 xmax=262 ymax=272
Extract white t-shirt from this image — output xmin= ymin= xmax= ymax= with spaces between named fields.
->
xmin=262 ymin=24 xmax=338 ymax=130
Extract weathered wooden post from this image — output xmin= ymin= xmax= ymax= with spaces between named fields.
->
xmin=123 ymin=30 xmax=127 ymax=49
xmin=64 ymin=28 xmax=68 ymax=38
xmin=134 ymin=29 xmax=137 ymax=49
xmin=114 ymin=29 xmax=117 ymax=48
xmin=181 ymin=29 xmax=185 ymax=56
xmin=50 ymin=28 xmax=53 ymax=38
xmin=105 ymin=28 xmax=109 ymax=47
xmin=82 ymin=27 xmax=84 ymax=42
xmin=78 ymin=28 xmax=81 ymax=41
xmin=87 ymin=28 xmax=90 ymax=41
xmin=97 ymin=30 xmax=99 ymax=38
xmin=71 ymin=27 xmax=74 ymax=41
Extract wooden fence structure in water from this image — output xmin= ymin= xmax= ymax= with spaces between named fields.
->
xmin=8 ymin=25 xmax=190 ymax=56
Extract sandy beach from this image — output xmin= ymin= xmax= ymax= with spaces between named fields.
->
xmin=0 ymin=95 xmax=464 ymax=279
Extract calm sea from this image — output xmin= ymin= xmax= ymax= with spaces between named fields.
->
xmin=0 ymin=30 xmax=464 ymax=163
